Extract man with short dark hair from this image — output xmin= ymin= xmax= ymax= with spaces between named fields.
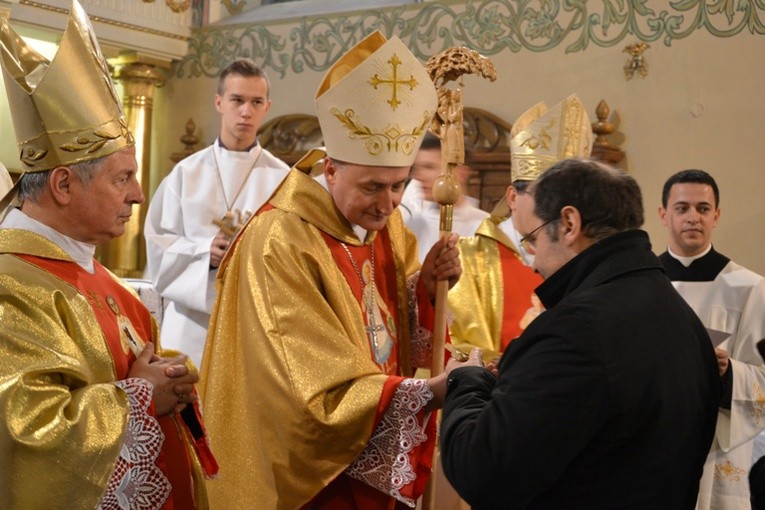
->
xmin=0 ymin=2 xmax=217 ymax=507
xmin=447 ymin=95 xmax=589 ymax=359
xmin=441 ymin=159 xmax=720 ymax=509
xmin=659 ymin=168 xmax=765 ymax=509
xmin=145 ymin=57 xmax=289 ymax=367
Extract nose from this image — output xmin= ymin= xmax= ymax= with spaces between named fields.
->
xmin=128 ymin=176 xmax=145 ymax=205
xmin=240 ymin=102 xmax=253 ymax=118
xmin=377 ymin=188 xmax=396 ymax=216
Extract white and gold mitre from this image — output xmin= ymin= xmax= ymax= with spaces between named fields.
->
xmin=0 ymin=0 xmax=134 ymax=173
xmin=510 ymin=94 xmax=592 ymax=182
xmin=315 ymin=31 xmax=437 ymax=167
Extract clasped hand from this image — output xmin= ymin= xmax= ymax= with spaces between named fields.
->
xmin=128 ymin=342 xmax=199 ymax=416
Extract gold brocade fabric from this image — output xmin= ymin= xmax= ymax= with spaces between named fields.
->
xmin=0 ymin=228 xmax=130 ymax=509
xmin=199 ymin=167 xmax=422 ymax=509
xmin=0 ymin=228 xmax=210 ymax=509
xmin=447 ymin=218 xmax=522 ymax=360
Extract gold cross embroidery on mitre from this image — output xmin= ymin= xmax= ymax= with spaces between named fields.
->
xmin=369 ymin=54 xmax=418 ymax=111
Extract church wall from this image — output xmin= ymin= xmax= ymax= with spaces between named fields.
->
xmin=4 ymin=1 xmax=764 ymax=274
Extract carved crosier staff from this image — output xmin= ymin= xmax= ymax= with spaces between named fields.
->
xmin=425 ymin=48 xmax=496 ymax=376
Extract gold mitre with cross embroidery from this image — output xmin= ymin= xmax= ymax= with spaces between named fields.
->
xmin=0 ymin=0 xmax=134 ymax=174
xmin=315 ymin=31 xmax=437 ymax=167
xmin=510 ymin=94 xmax=592 ymax=182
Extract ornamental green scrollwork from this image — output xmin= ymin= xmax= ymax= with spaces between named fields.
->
xmin=174 ymin=0 xmax=765 ymax=79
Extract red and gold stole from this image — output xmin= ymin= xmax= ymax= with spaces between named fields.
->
xmin=323 ymin=228 xmax=401 ymax=375
xmin=17 ymin=254 xmax=200 ymax=509
xmin=498 ymin=244 xmax=543 ymax=350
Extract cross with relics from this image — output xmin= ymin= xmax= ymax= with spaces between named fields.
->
xmin=369 ymin=54 xmax=418 ymax=110
xmin=364 ymin=299 xmax=386 ymax=351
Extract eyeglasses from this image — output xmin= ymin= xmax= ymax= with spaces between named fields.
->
xmin=520 ymin=218 xmax=555 ymax=253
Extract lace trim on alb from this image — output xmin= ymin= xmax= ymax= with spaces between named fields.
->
xmin=407 ymin=272 xmax=432 ymax=368
xmin=98 ymin=378 xmax=171 ymax=510
xmin=345 ymin=378 xmax=434 ymax=507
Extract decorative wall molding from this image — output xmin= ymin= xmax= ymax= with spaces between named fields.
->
xmin=4 ymin=0 xmax=192 ymax=61
xmin=175 ymin=0 xmax=765 ymax=79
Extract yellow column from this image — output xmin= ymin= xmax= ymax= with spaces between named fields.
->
xmin=97 ymin=61 xmax=165 ymax=278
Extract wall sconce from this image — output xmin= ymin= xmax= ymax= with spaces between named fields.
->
xmin=142 ymin=0 xmax=191 ymax=13
xmin=623 ymin=42 xmax=650 ymax=80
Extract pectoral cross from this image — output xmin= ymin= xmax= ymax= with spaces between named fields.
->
xmin=364 ymin=298 xmax=385 ymax=351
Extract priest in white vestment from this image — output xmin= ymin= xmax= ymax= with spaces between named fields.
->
xmin=145 ymin=59 xmax=289 ymax=367
xmin=404 ymin=133 xmax=488 ymax=262
xmin=658 ymin=168 xmax=765 ymax=510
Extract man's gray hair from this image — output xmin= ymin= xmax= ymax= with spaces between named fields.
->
xmin=18 ymin=156 xmax=106 ymax=202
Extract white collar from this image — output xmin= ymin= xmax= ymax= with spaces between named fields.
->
xmin=1 ymin=208 xmax=97 ymax=273
xmin=667 ymin=244 xmax=712 ymax=268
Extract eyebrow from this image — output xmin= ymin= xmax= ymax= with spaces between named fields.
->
xmin=672 ymin=200 xmax=713 ymax=206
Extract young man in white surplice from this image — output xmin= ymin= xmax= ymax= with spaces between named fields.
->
xmin=144 ymin=59 xmax=290 ymax=368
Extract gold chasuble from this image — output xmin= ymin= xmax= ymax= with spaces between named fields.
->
xmin=200 ymin=166 xmax=438 ymax=509
xmin=448 ymin=218 xmax=542 ymax=359
xmin=0 ymin=229 xmax=215 ymax=509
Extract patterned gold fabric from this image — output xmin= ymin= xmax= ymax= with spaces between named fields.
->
xmin=199 ymin=165 xmax=422 ymax=509
xmin=0 ymin=0 xmax=133 ymax=173
xmin=0 ymin=228 xmax=132 ymax=509
xmin=509 ymin=94 xmax=592 ymax=182
xmin=315 ymin=30 xmax=437 ymax=167
xmin=447 ymin=219 xmax=520 ymax=360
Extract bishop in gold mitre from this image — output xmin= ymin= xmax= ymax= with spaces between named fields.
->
xmin=200 ymin=30 xmax=464 ymax=509
xmin=0 ymin=2 xmax=217 ymax=508
xmin=448 ymin=94 xmax=593 ymax=359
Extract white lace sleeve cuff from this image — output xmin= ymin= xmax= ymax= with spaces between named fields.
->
xmin=98 ymin=378 xmax=171 ymax=510
xmin=345 ymin=378 xmax=434 ymax=507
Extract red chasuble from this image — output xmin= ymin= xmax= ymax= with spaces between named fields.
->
xmin=303 ymin=228 xmax=436 ymax=509
xmin=498 ymin=244 xmax=543 ymax=350
xmin=18 ymin=254 xmax=215 ymax=509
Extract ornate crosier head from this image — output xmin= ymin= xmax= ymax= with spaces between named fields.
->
xmin=314 ymin=31 xmax=437 ymax=168
xmin=0 ymin=0 xmax=134 ymax=174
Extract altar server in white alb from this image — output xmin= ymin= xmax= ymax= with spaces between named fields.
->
xmin=145 ymin=59 xmax=290 ymax=367
xmin=658 ymin=169 xmax=765 ymax=509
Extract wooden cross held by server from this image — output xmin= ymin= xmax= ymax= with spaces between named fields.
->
xmin=425 ymin=48 xmax=496 ymax=376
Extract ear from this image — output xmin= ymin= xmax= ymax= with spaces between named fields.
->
xmin=48 ymin=166 xmax=74 ymax=206
xmin=214 ymin=94 xmax=223 ymax=114
xmin=264 ymin=99 xmax=272 ymax=114
xmin=658 ymin=206 xmax=668 ymax=227
xmin=323 ymin=158 xmax=337 ymax=187
xmin=505 ymin=186 xmax=518 ymax=211
xmin=712 ymin=207 xmax=721 ymax=227
xmin=558 ymin=205 xmax=583 ymax=247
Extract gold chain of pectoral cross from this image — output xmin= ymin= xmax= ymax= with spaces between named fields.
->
xmin=341 ymin=242 xmax=385 ymax=352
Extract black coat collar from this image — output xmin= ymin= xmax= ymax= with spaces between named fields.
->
xmin=535 ymin=230 xmax=662 ymax=309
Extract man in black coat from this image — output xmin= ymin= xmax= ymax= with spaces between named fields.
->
xmin=441 ymin=159 xmax=721 ymax=509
